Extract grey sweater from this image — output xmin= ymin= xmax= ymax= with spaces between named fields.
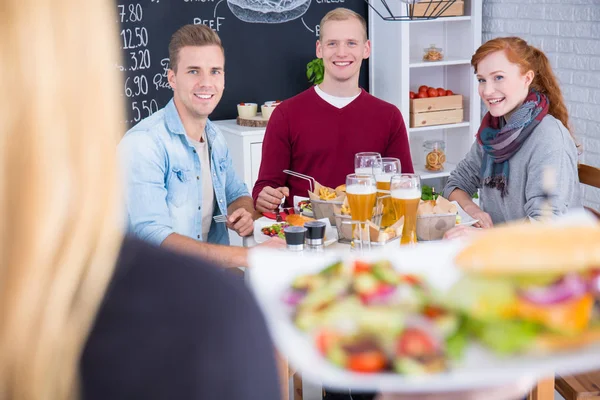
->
xmin=443 ymin=115 xmax=581 ymax=224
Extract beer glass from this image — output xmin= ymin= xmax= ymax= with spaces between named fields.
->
xmin=375 ymin=157 xmax=401 ymax=229
xmin=354 ymin=152 xmax=382 ymax=175
xmin=390 ymin=174 xmax=421 ymax=245
xmin=346 ymin=173 xmax=377 ymax=252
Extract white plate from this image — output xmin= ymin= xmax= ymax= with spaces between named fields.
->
xmin=293 ymin=195 xmax=314 ymax=217
xmin=452 ymin=201 xmax=478 ymax=226
xmin=253 ymin=216 xmax=337 ymax=246
xmin=247 ymin=212 xmax=600 ymax=393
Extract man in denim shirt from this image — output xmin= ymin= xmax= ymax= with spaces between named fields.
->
xmin=119 ymin=25 xmax=278 ymax=268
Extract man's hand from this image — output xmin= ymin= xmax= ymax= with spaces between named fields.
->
xmin=257 ymin=237 xmax=286 ymax=248
xmin=463 ymin=203 xmax=494 ymax=229
xmin=226 ymin=207 xmax=254 ymax=237
xmin=443 ymin=225 xmax=481 ymax=240
xmin=256 ymin=186 xmax=289 ymax=213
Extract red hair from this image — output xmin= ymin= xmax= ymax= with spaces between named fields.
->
xmin=472 ymin=37 xmax=579 ymax=147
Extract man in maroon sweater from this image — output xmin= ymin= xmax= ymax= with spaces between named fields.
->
xmin=253 ymin=7 xmax=413 ymax=213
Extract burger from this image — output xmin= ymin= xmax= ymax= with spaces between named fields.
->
xmin=286 ymin=214 xmax=314 ymax=227
xmin=445 ymin=223 xmax=600 ymax=354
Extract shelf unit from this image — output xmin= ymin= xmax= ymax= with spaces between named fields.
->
xmin=369 ymin=0 xmax=482 ymax=181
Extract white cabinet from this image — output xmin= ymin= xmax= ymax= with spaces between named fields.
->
xmin=213 ymin=120 xmax=266 ymax=246
xmin=214 ymin=119 xmax=266 ymax=191
xmin=368 ymin=1 xmax=482 ymax=181
xmin=250 ymin=142 xmax=263 ymax=187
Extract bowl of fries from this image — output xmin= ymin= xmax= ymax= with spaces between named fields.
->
xmin=308 ymin=183 xmax=345 ymax=226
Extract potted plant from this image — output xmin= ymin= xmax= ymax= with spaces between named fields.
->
xmin=306 ymin=58 xmax=324 ymax=85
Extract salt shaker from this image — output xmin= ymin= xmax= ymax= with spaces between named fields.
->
xmin=304 ymin=221 xmax=327 ymax=252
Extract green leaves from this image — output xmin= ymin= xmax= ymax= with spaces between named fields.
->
xmin=307 ymin=58 xmax=324 ymax=85
xmin=421 ymin=185 xmax=439 ymax=201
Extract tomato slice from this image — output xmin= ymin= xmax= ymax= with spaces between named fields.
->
xmin=353 ymin=260 xmax=371 ymax=274
xmin=315 ymin=330 xmax=342 ymax=355
xmin=347 ymin=350 xmax=387 ymax=373
xmin=396 ymin=328 xmax=436 ymax=357
xmin=400 ymin=274 xmax=421 ymax=285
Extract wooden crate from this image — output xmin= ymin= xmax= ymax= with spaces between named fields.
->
xmin=410 ymin=109 xmax=463 ymax=127
xmin=410 ymin=94 xmax=462 ymax=113
xmin=409 ymin=94 xmax=463 ymax=127
xmin=410 ymin=0 xmax=464 ymax=17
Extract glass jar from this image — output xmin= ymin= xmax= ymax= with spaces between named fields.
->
xmin=423 ymin=140 xmax=446 ymax=171
xmin=423 ymin=44 xmax=444 ymax=62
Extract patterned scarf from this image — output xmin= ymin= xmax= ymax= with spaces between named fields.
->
xmin=477 ymin=90 xmax=549 ymax=197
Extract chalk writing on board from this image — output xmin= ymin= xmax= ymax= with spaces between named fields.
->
xmin=227 ymin=0 xmax=312 ymax=23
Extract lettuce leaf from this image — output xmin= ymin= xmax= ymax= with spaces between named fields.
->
xmin=445 ymin=316 xmax=469 ymax=360
xmin=469 ymin=318 xmax=542 ymax=354
xmin=444 ymin=276 xmax=516 ymax=321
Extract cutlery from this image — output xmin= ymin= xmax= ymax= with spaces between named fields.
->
xmin=213 ymin=215 xmax=229 ymax=223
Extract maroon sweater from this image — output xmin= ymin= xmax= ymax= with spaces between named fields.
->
xmin=252 ymin=88 xmax=414 ymax=207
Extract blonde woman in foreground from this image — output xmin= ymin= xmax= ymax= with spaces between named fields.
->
xmin=0 ymin=0 xmax=280 ymax=399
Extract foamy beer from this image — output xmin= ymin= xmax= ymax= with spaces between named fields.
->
xmin=346 ymin=173 xmax=377 ymax=251
xmin=390 ymin=174 xmax=421 ymax=245
xmin=376 ymin=158 xmax=401 ymax=228
xmin=346 ymin=183 xmax=377 ymax=222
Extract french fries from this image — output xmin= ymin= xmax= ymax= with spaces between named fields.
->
xmin=318 ymin=186 xmax=337 ymax=201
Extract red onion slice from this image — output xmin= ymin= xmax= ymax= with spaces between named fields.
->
xmin=518 ymin=274 xmax=588 ymax=305
xmin=591 ymin=274 xmax=600 ymax=297
xmin=281 ymin=289 xmax=307 ymax=306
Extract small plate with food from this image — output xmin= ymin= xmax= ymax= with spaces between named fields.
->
xmin=294 ymin=196 xmax=314 ymax=217
xmin=253 ymin=215 xmax=337 ymax=245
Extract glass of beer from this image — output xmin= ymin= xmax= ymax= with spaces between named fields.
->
xmin=354 ymin=152 xmax=382 ymax=175
xmin=390 ymin=174 xmax=421 ymax=246
xmin=346 ymin=173 xmax=377 ymax=252
xmin=375 ymin=157 xmax=401 ymax=229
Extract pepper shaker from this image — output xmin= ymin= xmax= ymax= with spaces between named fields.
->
xmin=284 ymin=226 xmax=307 ymax=252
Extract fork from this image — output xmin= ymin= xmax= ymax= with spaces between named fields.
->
xmin=275 ymin=196 xmax=285 ymax=222
xmin=213 ymin=215 xmax=228 ymax=223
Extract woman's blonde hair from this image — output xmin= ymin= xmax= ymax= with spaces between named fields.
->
xmin=0 ymin=0 xmax=124 ymax=398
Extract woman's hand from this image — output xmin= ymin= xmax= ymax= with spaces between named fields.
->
xmin=463 ymin=203 xmax=494 ymax=229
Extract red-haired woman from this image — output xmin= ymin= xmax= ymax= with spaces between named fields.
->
xmin=443 ymin=37 xmax=581 ymax=239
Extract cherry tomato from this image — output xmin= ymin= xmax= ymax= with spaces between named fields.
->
xmin=397 ymin=328 xmax=436 ymax=357
xmin=446 ymin=89 xmax=454 ymax=96
xmin=354 ymin=260 xmax=371 ymax=274
xmin=437 ymin=88 xmax=446 ymax=97
xmin=315 ymin=330 xmax=341 ymax=355
xmin=423 ymin=305 xmax=445 ymax=319
xmin=418 ymin=85 xmax=429 ymax=93
xmin=348 ymin=350 xmax=387 ymax=373
xmin=427 ymin=87 xmax=438 ymax=97
xmin=417 ymin=91 xmax=428 ymax=99
xmin=409 ymin=91 xmax=416 ymax=99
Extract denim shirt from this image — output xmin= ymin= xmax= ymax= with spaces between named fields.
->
xmin=118 ymin=99 xmax=249 ymax=246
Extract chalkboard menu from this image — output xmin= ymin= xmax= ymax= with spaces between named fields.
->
xmin=116 ymin=0 xmax=369 ymax=127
